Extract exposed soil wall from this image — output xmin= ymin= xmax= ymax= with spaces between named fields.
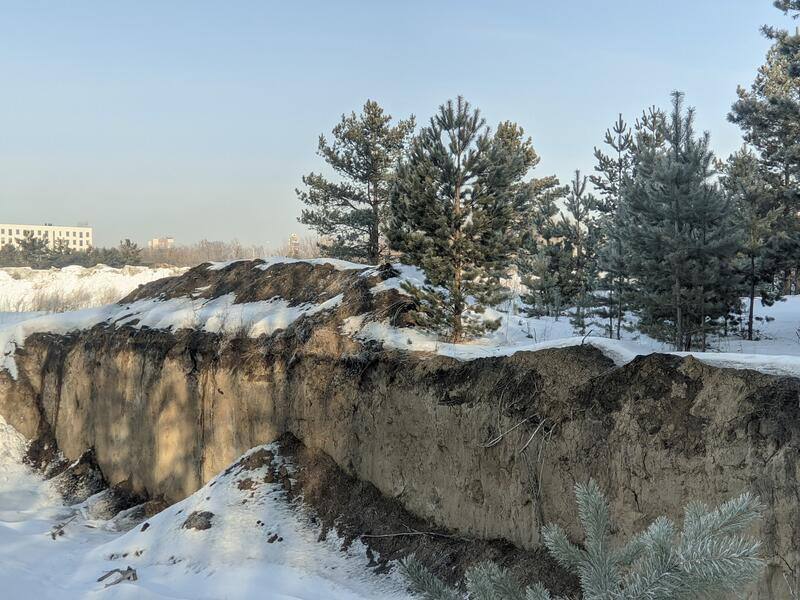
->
xmin=1 ymin=260 xmax=798 ymax=598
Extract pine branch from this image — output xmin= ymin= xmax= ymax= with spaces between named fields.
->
xmin=400 ymin=556 xmax=462 ymax=600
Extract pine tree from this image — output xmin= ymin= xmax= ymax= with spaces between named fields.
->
xmin=118 ymin=239 xmax=142 ymax=266
xmin=388 ymin=97 xmax=536 ymax=342
xmin=591 ymin=114 xmax=634 ymax=339
xmin=730 ymin=7 xmax=800 ymax=293
xmin=722 ymin=148 xmax=783 ymax=341
xmin=765 ymin=1 xmax=800 ymax=76
xmin=401 ymin=481 xmax=764 ymax=600
xmin=297 ymin=100 xmax=415 ymax=263
xmin=17 ymin=232 xmax=52 ymax=269
xmin=619 ymin=92 xmax=740 ymax=351
xmin=518 ymin=161 xmax=568 ymax=319
xmin=558 ymin=171 xmax=599 ymax=335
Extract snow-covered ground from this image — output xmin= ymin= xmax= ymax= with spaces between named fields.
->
xmin=1 ymin=258 xmax=800 ymax=381
xmin=0 ymin=265 xmax=186 ymax=313
xmin=0 ymin=290 xmax=344 ymax=378
xmin=351 ymin=264 xmax=800 ymax=379
xmin=0 ymin=415 xmax=410 ymax=600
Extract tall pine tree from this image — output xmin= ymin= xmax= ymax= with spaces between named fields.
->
xmin=619 ymin=92 xmax=739 ymax=351
xmin=721 ymin=148 xmax=782 ymax=341
xmin=388 ymin=97 xmax=536 ymax=342
xmin=518 ymin=179 xmax=568 ymax=318
xmin=591 ymin=114 xmax=634 ymax=339
xmin=558 ymin=170 xmax=599 ymax=335
xmin=730 ymin=5 xmax=800 ymax=293
xmin=297 ymin=100 xmax=415 ymax=263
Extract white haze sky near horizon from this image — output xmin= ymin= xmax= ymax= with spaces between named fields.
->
xmin=0 ymin=1 xmax=792 ymax=248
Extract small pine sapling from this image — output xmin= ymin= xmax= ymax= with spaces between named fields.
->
xmin=401 ymin=480 xmax=764 ymax=600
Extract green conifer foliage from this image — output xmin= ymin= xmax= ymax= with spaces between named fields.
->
xmin=557 ymin=171 xmax=599 ymax=335
xmin=518 ymin=177 xmax=568 ymax=319
xmin=297 ymin=100 xmax=415 ymax=263
xmin=619 ymin=93 xmax=740 ymax=351
xmin=591 ymin=114 xmax=634 ymax=339
xmin=721 ymin=148 xmax=783 ymax=341
xmin=730 ymin=5 xmax=800 ymax=292
xmin=388 ymin=97 xmax=537 ymax=342
xmin=401 ymin=481 xmax=764 ymax=600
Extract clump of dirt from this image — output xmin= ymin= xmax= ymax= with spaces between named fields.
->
xmin=182 ymin=510 xmax=214 ymax=531
xmin=50 ymin=449 xmax=107 ymax=505
xmin=87 ymin=480 xmax=151 ymax=520
xmin=273 ymin=433 xmax=578 ymax=597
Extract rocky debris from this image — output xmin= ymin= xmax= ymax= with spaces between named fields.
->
xmin=50 ymin=449 xmax=106 ymax=505
xmin=181 ymin=511 xmax=214 ymax=531
xmin=85 ymin=479 xmax=149 ymax=520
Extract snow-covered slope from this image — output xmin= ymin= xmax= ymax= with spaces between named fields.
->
xmin=0 ymin=290 xmax=343 ymax=379
xmin=0 ymin=415 xmax=410 ymax=600
xmin=0 ymin=264 xmax=186 ymax=313
xmin=348 ymin=265 xmax=800 ymax=379
xmin=2 ymin=258 xmax=800 ymax=382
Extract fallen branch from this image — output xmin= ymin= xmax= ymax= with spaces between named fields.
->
xmin=361 ymin=524 xmax=472 ymax=543
xmin=49 ymin=514 xmax=78 ymax=540
xmin=97 ymin=566 xmax=138 ymax=588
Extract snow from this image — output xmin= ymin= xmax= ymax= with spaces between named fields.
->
xmin=0 ymin=265 xmax=186 ymax=313
xmin=0 ymin=292 xmax=343 ymax=379
xmin=206 ymin=257 xmax=369 ymax=272
xmin=3 ymin=259 xmax=800 ymax=381
xmin=345 ymin=267 xmax=800 ymax=380
xmin=0 ymin=415 xmax=410 ymax=599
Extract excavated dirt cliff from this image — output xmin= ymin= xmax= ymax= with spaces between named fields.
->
xmin=0 ymin=259 xmax=798 ymax=598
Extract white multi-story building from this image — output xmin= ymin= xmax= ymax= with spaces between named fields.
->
xmin=147 ymin=237 xmax=174 ymax=250
xmin=0 ymin=223 xmax=94 ymax=251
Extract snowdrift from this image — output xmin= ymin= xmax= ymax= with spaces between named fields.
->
xmin=0 ymin=415 xmax=408 ymax=600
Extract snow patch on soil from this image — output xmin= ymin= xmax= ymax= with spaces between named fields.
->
xmin=206 ymin=257 xmax=369 ymax=272
xmin=0 ymin=293 xmax=343 ymax=378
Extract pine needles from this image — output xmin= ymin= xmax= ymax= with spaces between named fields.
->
xmin=400 ymin=480 xmax=764 ymax=600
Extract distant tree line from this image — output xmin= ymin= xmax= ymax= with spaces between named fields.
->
xmin=0 ymin=234 xmax=144 ymax=269
xmin=298 ymin=1 xmax=800 ymax=350
xmin=0 ymin=236 xmax=307 ymax=269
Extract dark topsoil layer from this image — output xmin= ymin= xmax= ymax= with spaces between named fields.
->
xmin=270 ymin=433 xmax=579 ymax=597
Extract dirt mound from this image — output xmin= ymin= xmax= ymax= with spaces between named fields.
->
xmin=121 ymin=260 xmax=365 ymax=305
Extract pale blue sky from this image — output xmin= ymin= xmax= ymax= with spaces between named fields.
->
xmin=0 ymin=1 xmax=791 ymax=247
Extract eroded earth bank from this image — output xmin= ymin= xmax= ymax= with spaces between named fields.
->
xmin=1 ymin=260 xmax=798 ymax=598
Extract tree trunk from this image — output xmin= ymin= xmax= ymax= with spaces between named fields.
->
xmin=615 ymin=277 xmax=623 ymax=340
xmin=368 ymin=182 xmax=380 ymax=264
xmin=451 ymin=165 xmax=463 ymax=344
xmin=748 ymin=254 xmax=756 ymax=342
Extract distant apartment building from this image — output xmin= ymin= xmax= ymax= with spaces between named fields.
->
xmin=0 ymin=223 xmax=93 ymax=251
xmin=148 ymin=237 xmax=175 ymax=250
